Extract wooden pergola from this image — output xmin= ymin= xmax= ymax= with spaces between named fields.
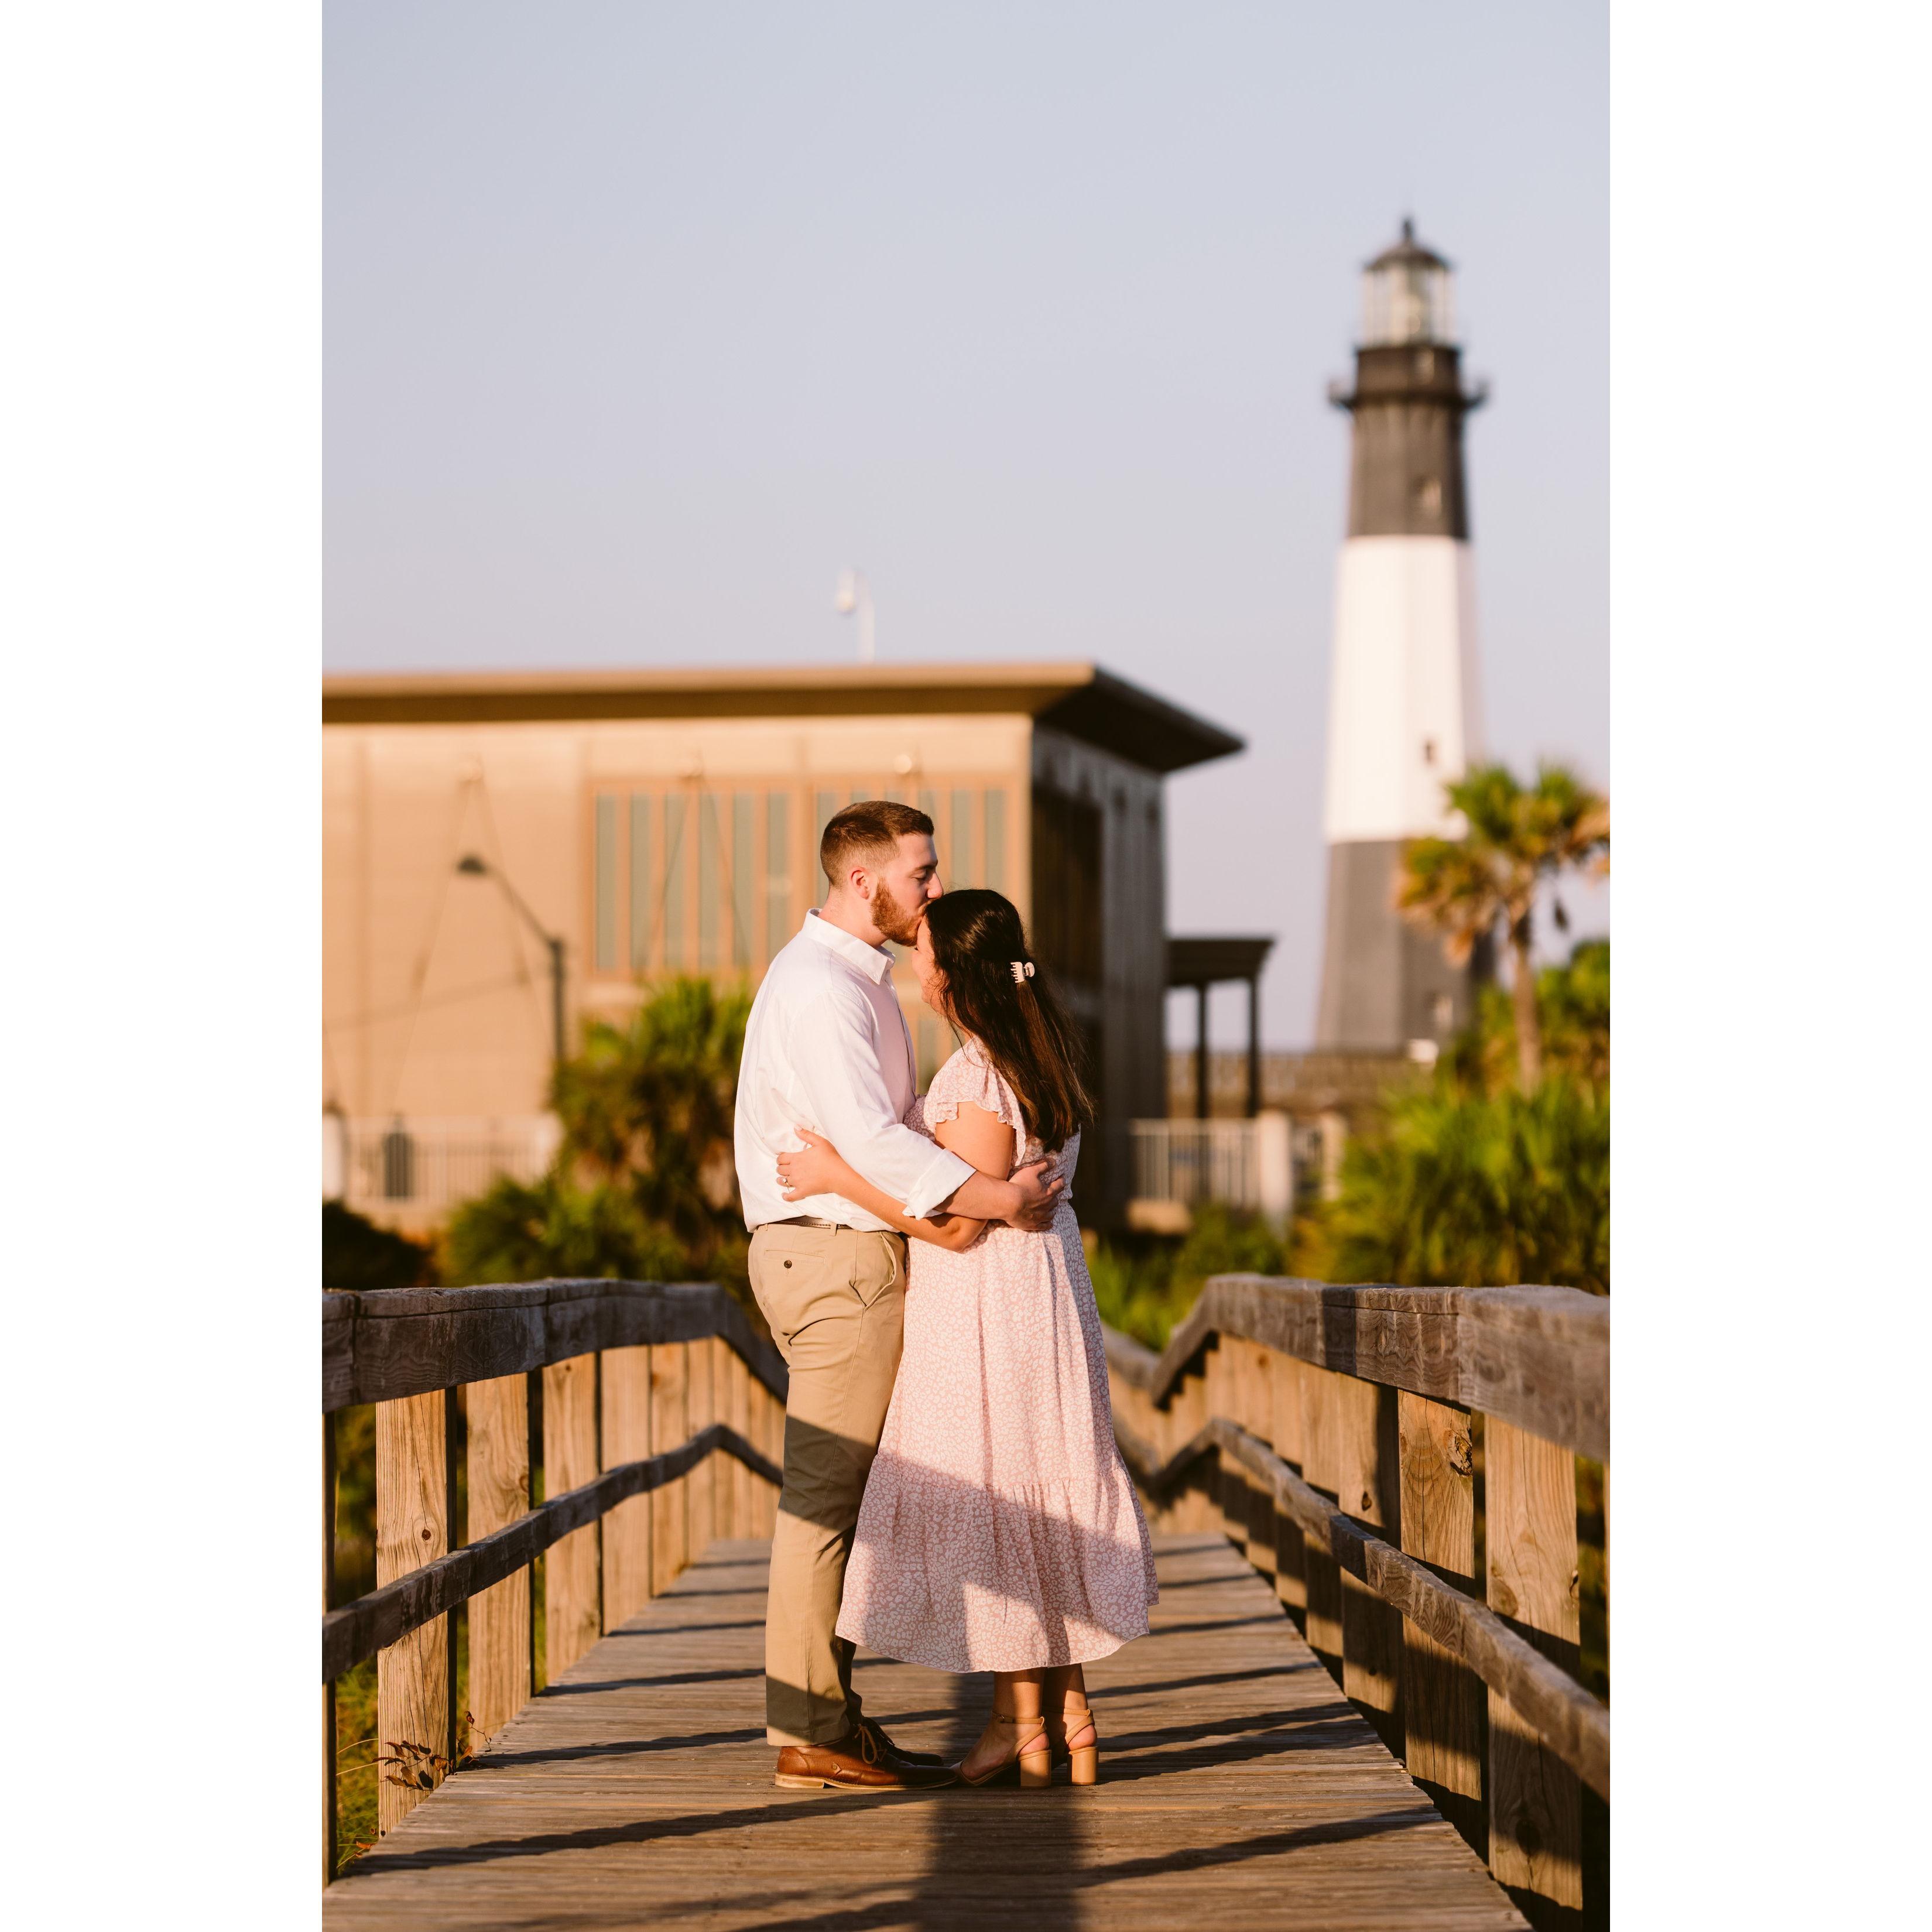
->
xmin=1167 ymin=934 xmax=1275 ymax=1118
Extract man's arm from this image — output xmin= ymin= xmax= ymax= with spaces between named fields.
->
xmin=787 ymin=985 xmax=977 ymax=1220
xmin=778 ymin=1107 xmax=1066 ymax=1235
xmin=939 ymin=1164 xmax=1064 ymax=1232
xmin=930 ymin=1100 xmax=1064 ymax=1234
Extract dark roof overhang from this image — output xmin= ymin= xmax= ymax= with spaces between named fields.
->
xmin=1166 ymin=935 xmax=1276 ymax=986
xmin=322 ymin=660 xmax=1245 ymax=776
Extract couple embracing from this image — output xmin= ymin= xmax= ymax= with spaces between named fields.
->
xmin=733 ymin=800 xmax=1158 ymax=1793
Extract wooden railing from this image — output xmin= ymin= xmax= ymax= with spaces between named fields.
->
xmin=1105 ymin=1277 xmax=1608 ymax=1929
xmin=321 ymin=1280 xmax=788 ymax=1882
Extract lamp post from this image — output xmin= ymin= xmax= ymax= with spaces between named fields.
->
xmin=455 ymin=854 xmax=567 ymax=1071
xmin=834 ymin=567 xmax=875 ymax=663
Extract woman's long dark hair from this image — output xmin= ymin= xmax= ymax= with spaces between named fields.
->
xmin=923 ymin=889 xmax=1095 ymax=1153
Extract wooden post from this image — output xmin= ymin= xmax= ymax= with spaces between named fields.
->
xmin=444 ymin=1394 xmax=461 ymax=1751
xmin=686 ymin=1334 xmax=716 ymax=1559
xmin=1194 ymin=982 xmax=1210 ymax=1118
xmin=1204 ymin=1341 xmax=1241 ymax=1543
xmin=526 ymin=1368 xmax=543 ymax=1692
xmin=375 ymin=1390 xmax=449 ymax=1835
xmin=1110 ymin=1372 xmax=1160 ymax=1529
xmin=710 ymin=1337 xmax=738 ymax=1540
xmin=749 ymin=1375 xmax=779 ymax=1537
xmin=1268 ymin=1350 xmax=1307 ymax=1623
xmin=1335 ymin=1375 xmax=1403 ymax=1756
xmin=599 ymin=1345 xmax=653 ymax=1630
xmin=1168 ymin=1365 xmax=1212 ymax=1534
xmin=323 ymin=1413 xmax=337 ymax=1885
xmin=649 ymin=1342 xmax=690 ymax=1587
xmin=467 ymin=1373 xmax=532 ymax=1742
xmin=728 ymin=1345 xmax=753 ymax=1537
xmin=1297 ymin=1362 xmax=1345 ymax=1679
xmin=543 ymin=1354 xmax=601 ymax=1677
xmin=1398 ymin=1392 xmax=1485 ymax=1856
xmin=1235 ymin=1342 xmax=1276 ymax=1582
xmin=1201 ymin=1340 xmax=1225 ymax=1534
xmin=1486 ymin=1415 xmax=1584 ymax=1918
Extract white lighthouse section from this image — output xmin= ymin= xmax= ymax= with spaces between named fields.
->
xmin=1321 ymin=535 xmax=1483 ymax=844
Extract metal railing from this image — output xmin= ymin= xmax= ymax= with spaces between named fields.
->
xmin=1129 ymin=1114 xmax=1293 ymax=1224
xmin=326 ymin=1114 xmax=561 ymax=1217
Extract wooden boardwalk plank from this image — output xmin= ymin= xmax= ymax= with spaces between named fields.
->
xmin=327 ymin=1533 xmax=1525 ymax=1931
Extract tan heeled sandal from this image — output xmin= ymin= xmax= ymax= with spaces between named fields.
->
xmin=958 ymin=1711 xmax=1053 ymax=1789
xmin=1046 ymin=1701 xmax=1100 ymax=1786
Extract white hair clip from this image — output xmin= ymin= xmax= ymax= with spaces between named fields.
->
xmin=1010 ymin=960 xmax=1034 ymax=984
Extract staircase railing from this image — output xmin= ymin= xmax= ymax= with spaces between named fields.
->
xmin=321 ymin=1280 xmax=787 ymax=1882
xmin=1104 ymin=1276 xmax=1608 ymax=1928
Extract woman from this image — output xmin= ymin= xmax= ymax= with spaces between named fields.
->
xmin=775 ymin=888 xmax=1158 ymax=1788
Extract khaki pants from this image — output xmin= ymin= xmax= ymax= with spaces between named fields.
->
xmin=747 ymin=1221 xmax=907 ymax=1747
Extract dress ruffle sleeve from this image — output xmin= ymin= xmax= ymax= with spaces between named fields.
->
xmin=924 ymin=1045 xmax=1024 ymax=1138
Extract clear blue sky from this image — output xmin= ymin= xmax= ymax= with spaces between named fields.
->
xmin=325 ymin=0 xmax=1608 ymax=1048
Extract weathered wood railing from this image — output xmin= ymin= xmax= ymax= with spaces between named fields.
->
xmin=321 ymin=1280 xmax=788 ymax=1882
xmin=1105 ymin=1277 xmax=1608 ymax=1929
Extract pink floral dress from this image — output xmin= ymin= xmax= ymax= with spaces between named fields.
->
xmin=835 ymin=1043 xmax=1159 ymax=1673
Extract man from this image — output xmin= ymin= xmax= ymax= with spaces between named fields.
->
xmin=734 ymin=799 xmax=1066 ymax=1791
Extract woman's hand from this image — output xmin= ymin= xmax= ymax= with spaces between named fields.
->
xmin=777 ymin=1126 xmax=847 ymax=1201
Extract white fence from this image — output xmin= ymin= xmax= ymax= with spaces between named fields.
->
xmin=1128 ymin=1112 xmax=1293 ymax=1230
xmin=326 ymin=1115 xmax=563 ymax=1221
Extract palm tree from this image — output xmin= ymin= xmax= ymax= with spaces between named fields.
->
xmin=549 ymin=975 xmax=752 ymax=1266
xmin=1398 ymin=762 xmax=1608 ymax=1090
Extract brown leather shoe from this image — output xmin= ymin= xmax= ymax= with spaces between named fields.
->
xmin=775 ymin=1726 xmax=957 ymax=1791
xmin=854 ymin=1713 xmax=947 ymax=1768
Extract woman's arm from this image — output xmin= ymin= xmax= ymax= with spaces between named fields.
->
xmin=930 ymin=1101 xmax=1018 ymax=1188
xmin=777 ymin=1129 xmax=987 ymax=1252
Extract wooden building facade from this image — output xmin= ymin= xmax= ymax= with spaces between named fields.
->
xmin=323 ymin=662 xmax=1242 ymax=1231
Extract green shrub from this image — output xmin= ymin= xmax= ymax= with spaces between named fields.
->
xmin=441 ymin=1172 xmax=687 ymax=1286
xmin=1442 ymin=938 xmax=1609 ymax=1097
xmin=323 ymin=1200 xmax=434 ymax=1291
xmin=437 ymin=976 xmax=757 ymax=1297
xmin=1308 ymin=1075 xmax=1608 ymax=1294
xmin=1088 ymin=1204 xmax=1293 ymax=1351
xmin=551 ymin=975 xmax=751 ymax=1273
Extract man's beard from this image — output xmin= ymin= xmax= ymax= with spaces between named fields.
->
xmin=872 ymin=883 xmax=926 ymax=948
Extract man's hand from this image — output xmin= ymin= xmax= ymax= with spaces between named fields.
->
xmin=1006 ymin=1159 xmax=1066 ymax=1232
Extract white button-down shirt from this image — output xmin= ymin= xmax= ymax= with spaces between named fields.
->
xmin=735 ymin=911 xmax=975 ymax=1232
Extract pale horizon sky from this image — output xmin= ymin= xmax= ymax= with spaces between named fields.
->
xmin=325 ymin=0 xmax=1608 ymax=1049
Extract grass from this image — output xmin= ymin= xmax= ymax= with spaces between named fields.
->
xmin=1577 ymin=1456 xmax=1609 ymax=1704
xmin=328 ymin=1391 xmax=551 ymax=1878
xmin=1085 ymin=1204 xmax=1296 ymax=1351
xmin=333 ymin=1611 xmax=496 ymax=1878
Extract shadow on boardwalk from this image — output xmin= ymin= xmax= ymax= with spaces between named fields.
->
xmin=324 ymin=1534 xmax=1525 ymax=1932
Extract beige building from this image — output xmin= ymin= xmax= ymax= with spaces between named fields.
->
xmin=323 ymin=662 xmax=1243 ymax=1232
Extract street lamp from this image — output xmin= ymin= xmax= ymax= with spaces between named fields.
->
xmin=455 ymin=853 xmax=567 ymax=1071
xmin=834 ymin=567 xmax=875 ymax=663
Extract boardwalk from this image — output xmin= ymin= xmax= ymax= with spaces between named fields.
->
xmin=326 ymin=1532 xmax=1525 ymax=1932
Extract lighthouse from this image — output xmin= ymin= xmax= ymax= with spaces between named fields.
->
xmin=1314 ymin=220 xmax=1489 ymax=1053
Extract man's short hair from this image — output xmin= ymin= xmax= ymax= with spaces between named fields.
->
xmin=820 ymin=800 xmax=934 ymax=887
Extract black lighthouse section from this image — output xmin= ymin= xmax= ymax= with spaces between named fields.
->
xmin=1328 ymin=225 xmax=1486 ymax=542
xmin=1314 ymin=839 xmax=1481 ymax=1051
